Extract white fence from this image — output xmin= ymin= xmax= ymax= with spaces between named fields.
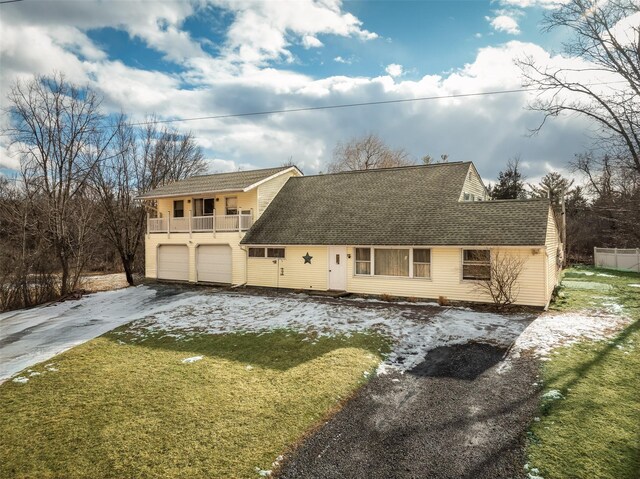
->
xmin=594 ymin=247 xmax=640 ymax=273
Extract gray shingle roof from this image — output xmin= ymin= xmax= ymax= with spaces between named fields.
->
xmin=137 ymin=166 xmax=293 ymax=199
xmin=241 ymin=162 xmax=551 ymax=246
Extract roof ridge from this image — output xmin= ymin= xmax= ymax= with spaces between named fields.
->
xmin=465 ymin=198 xmax=549 ymax=204
xmin=191 ymin=165 xmax=289 ymax=179
xmin=291 ymin=161 xmax=470 ymax=179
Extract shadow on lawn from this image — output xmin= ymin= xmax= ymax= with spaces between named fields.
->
xmin=105 ymin=328 xmax=389 ymax=371
xmin=542 ymin=318 xmax=640 ymax=396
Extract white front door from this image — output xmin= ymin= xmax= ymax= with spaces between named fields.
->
xmin=328 ymin=246 xmax=347 ymax=291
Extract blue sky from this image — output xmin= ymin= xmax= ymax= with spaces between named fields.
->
xmin=0 ymin=0 xmax=611 ymax=182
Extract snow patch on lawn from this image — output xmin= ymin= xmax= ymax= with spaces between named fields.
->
xmin=542 ymin=389 xmax=564 ymax=400
xmin=12 ymin=376 xmax=29 ymax=384
xmin=121 ymin=291 xmax=534 ymax=373
xmin=628 ymin=284 xmax=640 ymax=288
xmin=181 ymin=356 xmax=203 ymax=364
xmin=510 ymin=310 xmax=631 ymax=359
xmin=561 ymin=280 xmax=612 ymax=291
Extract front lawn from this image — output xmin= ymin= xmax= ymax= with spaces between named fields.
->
xmin=0 ymin=329 xmax=388 ymax=479
xmin=527 ymin=267 xmax=640 ymax=479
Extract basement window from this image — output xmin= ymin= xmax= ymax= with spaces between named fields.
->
xmin=462 ymin=249 xmax=491 ymax=280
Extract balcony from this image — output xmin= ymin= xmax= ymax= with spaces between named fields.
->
xmin=148 ymin=213 xmax=253 ymax=234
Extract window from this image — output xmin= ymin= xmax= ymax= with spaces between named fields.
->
xmin=355 ymin=248 xmax=371 ymax=275
xmin=375 ymin=249 xmax=409 ymax=277
xmin=194 ymin=198 xmax=214 ymax=216
xmin=462 ymin=249 xmax=491 ymax=280
xmin=173 ymin=200 xmax=184 ymax=218
xmin=226 ymin=197 xmax=238 ymax=215
xmin=463 ymin=192 xmax=475 ymax=202
xmin=413 ymin=249 xmax=431 ymax=278
xmin=248 ymin=247 xmax=265 ymax=258
xmin=267 ymin=248 xmax=285 ymax=258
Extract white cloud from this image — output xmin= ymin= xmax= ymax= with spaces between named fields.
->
xmin=499 ymin=0 xmax=568 ymax=8
xmin=489 ymin=14 xmax=521 ymax=35
xmin=302 ymin=35 xmax=324 ymax=48
xmin=0 ymin=1 xmax=616 ymax=183
xmin=334 ymin=56 xmax=352 ymax=64
xmin=475 ymin=32 xmax=483 ymax=39
xmin=385 ymin=63 xmax=404 ymax=77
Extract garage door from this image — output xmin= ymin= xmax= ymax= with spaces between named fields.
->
xmin=157 ymin=245 xmax=189 ymax=281
xmin=197 ymin=245 xmax=232 ymax=284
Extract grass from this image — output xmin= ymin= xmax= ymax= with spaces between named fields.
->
xmin=527 ymin=265 xmax=640 ymax=479
xmin=0 ymin=329 xmax=389 ymax=479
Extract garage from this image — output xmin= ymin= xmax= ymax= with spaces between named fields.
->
xmin=157 ymin=245 xmax=189 ymax=281
xmin=197 ymin=245 xmax=232 ymax=284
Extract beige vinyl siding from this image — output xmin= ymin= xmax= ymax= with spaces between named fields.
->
xmin=346 ymin=247 xmax=547 ymax=307
xmin=459 ymin=164 xmax=489 ymax=201
xmin=545 ymin=207 xmax=561 ymax=302
xmin=247 ymin=246 xmax=328 ymax=290
xmin=257 ymin=170 xmax=300 ymax=218
xmin=156 ymin=190 xmax=257 ymax=219
xmin=145 ymin=232 xmax=248 ymax=284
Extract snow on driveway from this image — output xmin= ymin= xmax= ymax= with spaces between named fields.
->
xmin=0 ymin=286 xmax=160 ymax=381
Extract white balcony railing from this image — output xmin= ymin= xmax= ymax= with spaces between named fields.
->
xmin=147 ymin=212 xmax=253 ymax=234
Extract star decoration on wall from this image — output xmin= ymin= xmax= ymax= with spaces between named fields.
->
xmin=303 ymin=252 xmax=313 ymax=264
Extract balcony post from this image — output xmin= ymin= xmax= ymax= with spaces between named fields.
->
xmin=213 ymin=213 xmax=216 ymax=238
xmin=188 ymin=210 xmax=192 ymax=238
xmin=238 ymin=211 xmax=241 ymax=232
xmin=167 ymin=210 xmax=171 ymax=239
xmin=146 ymin=212 xmax=150 ymax=237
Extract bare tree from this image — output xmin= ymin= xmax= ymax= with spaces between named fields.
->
xmin=91 ymin=117 xmax=206 ymax=286
xmin=328 ymin=133 xmax=413 ymax=172
xmin=475 ymin=249 xmax=526 ymax=310
xmin=5 ymin=73 xmax=110 ymax=295
xmin=519 ymin=0 xmax=640 ymax=173
xmin=0 ymin=177 xmax=59 ymax=310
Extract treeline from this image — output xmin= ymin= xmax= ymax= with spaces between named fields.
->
xmin=0 ymin=74 xmax=205 ymax=311
xmin=487 ymin=157 xmax=640 ymax=262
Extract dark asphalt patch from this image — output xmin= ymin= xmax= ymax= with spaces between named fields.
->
xmin=278 ymin=343 xmax=540 ymax=479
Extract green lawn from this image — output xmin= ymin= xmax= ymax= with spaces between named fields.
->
xmin=527 ymin=266 xmax=640 ymax=479
xmin=0 ymin=329 xmax=389 ymax=479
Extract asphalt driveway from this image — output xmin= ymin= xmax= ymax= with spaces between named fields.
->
xmin=0 ymin=284 xmax=191 ymax=381
xmin=278 ymin=343 xmax=540 ymax=479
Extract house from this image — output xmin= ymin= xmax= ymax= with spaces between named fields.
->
xmin=138 ymin=166 xmax=302 ymax=284
xmin=140 ymin=162 xmax=561 ymax=307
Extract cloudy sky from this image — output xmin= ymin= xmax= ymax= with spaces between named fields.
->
xmin=0 ymin=0 xmax=623 ymax=182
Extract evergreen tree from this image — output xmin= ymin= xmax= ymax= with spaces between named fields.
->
xmin=488 ymin=159 xmax=528 ymax=199
xmin=529 ymin=171 xmax=574 ymax=207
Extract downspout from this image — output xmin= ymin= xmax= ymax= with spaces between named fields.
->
xmin=238 ymin=244 xmax=249 ymax=287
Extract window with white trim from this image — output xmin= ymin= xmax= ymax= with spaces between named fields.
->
xmin=462 ymin=249 xmax=491 ymax=280
xmin=267 ymin=247 xmax=285 ymax=258
xmin=413 ymin=249 xmax=431 ymax=278
xmin=173 ymin=200 xmax=184 ymax=218
xmin=375 ymin=249 xmax=409 ymax=277
xmin=355 ymin=248 xmax=371 ymax=275
xmin=248 ymin=247 xmax=285 ymax=258
xmin=194 ymin=198 xmax=214 ymax=216
xmin=225 ymin=196 xmax=238 ymax=215
xmin=248 ymin=247 xmax=265 ymax=258
xmin=355 ymin=247 xmax=431 ymax=278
